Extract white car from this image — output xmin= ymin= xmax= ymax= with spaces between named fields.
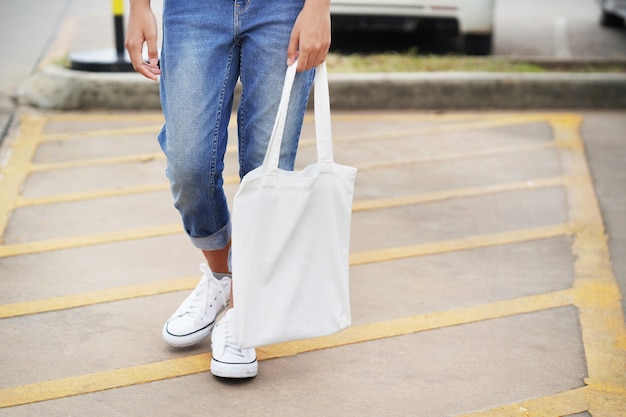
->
xmin=598 ymin=0 xmax=626 ymax=27
xmin=330 ymin=0 xmax=496 ymax=55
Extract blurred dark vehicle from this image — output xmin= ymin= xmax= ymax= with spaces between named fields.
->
xmin=330 ymin=0 xmax=497 ymax=55
xmin=598 ymin=0 xmax=626 ymax=27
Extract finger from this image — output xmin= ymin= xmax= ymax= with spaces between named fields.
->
xmin=125 ymin=41 xmax=141 ymax=69
xmin=134 ymin=54 xmax=158 ymax=80
xmin=145 ymin=31 xmax=159 ymax=64
xmin=295 ymin=53 xmax=306 ymax=72
xmin=298 ymin=50 xmax=321 ymax=72
xmin=139 ymin=64 xmax=159 ymax=80
xmin=286 ymin=31 xmax=299 ymax=66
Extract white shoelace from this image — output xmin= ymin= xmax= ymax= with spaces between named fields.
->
xmin=174 ymin=264 xmax=229 ymax=318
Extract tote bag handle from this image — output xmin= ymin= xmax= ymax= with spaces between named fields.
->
xmin=262 ymin=61 xmax=333 ymax=171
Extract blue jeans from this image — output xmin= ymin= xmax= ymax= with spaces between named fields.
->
xmin=158 ymin=0 xmax=315 ymax=251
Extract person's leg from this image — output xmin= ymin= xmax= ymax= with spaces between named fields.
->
xmin=159 ymin=0 xmax=239 ymax=347
xmin=202 ymin=244 xmax=231 ymax=276
xmin=209 ymin=0 xmax=316 ymax=379
xmin=236 ymin=0 xmax=315 ymax=180
xmin=159 ymin=0 xmax=239 ymax=263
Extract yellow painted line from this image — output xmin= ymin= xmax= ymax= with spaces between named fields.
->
xmin=325 ymin=112 xmax=570 ymax=124
xmin=0 ymin=354 xmax=214 ymax=409
xmin=0 ymin=222 xmax=570 ymax=264
xmin=258 ymin=290 xmax=574 ymax=358
xmin=0 ymin=224 xmax=182 ymax=258
xmin=4 ymin=173 xmax=569 ymax=257
xmin=353 ymin=177 xmax=564 ymax=212
xmin=28 ymin=136 xmax=554 ymax=176
xmin=40 ymin=125 xmax=163 ymax=142
xmin=16 ymin=170 xmax=561 ymax=210
xmin=552 ymin=115 xmax=626 ymax=408
xmin=23 ymin=114 xmax=552 ymax=183
xmin=455 ymin=386 xmax=589 ymax=417
xmin=0 ymin=116 xmax=46 ymax=237
xmin=320 ymin=112 xmax=488 ymax=123
xmin=322 ymin=114 xmax=553 ymax=146
xmin=31 ymin=115 xmax=560 ymax=182
xmin=0 ymin=223 xmax=572 ymax=318
xmin=29 ymin=152 xmax=166 ymax=172
xmin=359 ymin=142 xmax=558 ymax=172
xmin=0 ymin=289 xmax=574 ymax=408
xmin=41 ymin=113 xmax=165 ymax=123
xmin=14 ymin=177 xmax=239 ymax=208
xmin=586 ymin=381 xmax=626 ymax=396
xmin=42 ymin=111 xmax=571 ymax=124
xmin=15 ymin=183 xmax=171 ymax=208
xmin=350 ymin=223 xmax=573 ymax=266
xmin=0 ymin=276 xmax=198 ymax=319
xmin=20 ymin=143 xmax=560 ymax=208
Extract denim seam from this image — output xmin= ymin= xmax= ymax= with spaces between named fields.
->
xmin=238 ymin=48 xmax=246 ymax=177
xmin=209 ymin=46 xmax=237 ymax=234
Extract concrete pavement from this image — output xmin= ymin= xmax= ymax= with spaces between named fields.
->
xmin=0 ymin=108 xmax=625 ymax=416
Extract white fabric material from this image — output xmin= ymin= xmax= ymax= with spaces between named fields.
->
xmin=232 ymin=62 xmax=357 ymax=348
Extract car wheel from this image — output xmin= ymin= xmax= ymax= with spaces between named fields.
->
xmin=600 ymin=9 xmax=625 ymax=27
xmin=464 ymin=34 xmax=492 ymax=56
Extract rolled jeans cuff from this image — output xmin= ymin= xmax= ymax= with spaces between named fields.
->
xmin=189 ymin=221 xmax=231 ymax=251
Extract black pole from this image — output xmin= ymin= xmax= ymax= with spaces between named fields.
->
xmin=69 ymin=0 xmax=133 ymax=72
xmin=114 ymin=13 xmax=125 ymax=59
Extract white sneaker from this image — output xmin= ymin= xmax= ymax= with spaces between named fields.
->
xmin=162 ymin=264 xmax=231 ymax=347
xmin=211 ymin=309 xmax=258 ymax=378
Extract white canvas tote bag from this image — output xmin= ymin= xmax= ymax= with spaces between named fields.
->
xmin=231 ymin=62 xmax=357 ymax=348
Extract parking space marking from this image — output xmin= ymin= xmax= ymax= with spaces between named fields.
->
xmin=359 ymin=142 xmax=559 ymax=172
xmin=21 ymin=147 xmax=558 ymax=208
xmin=0 ymin=116 xmax=45 ymax=237
xmin=1 ymin=179 xmax=567 ymax=258
xmin=458 ymin=386 xmax=589 ymax=417
xmin=29 ymin=152 xmax=165 ymax=172
xmin=0 ymin=224 xmax=570 ymax=318
xmin=353 ymin=177 xmax=564 ymax=212
xmin=15 ymin=182 xmax=172 ymax=208
xmin=0 ymin=289 xmax=574 ymax=408
xmin=41 ymin=125 xmax=163 ymax=142
xmin=555 ymin=117 xmax=626 ymax=414
xmin=350 ymin=223 xmax=572 ymax=266
xmin=1 ymin=112 xmax=624 ymax=415
xmin=0 ymin=224 xmax=182 ymax=258
xmin=458 ymin=115 xmax=626 ymax=416
xmin=0 ymin=276 xmax=198 ymax=319
xmin=2 ymin=113 xmax=557 ymax=216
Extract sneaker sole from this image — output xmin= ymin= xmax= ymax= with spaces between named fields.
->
xmin=210 ymin=358 xmax=258 ymax=378
xmin=162 ymin=321 xmax=215 ymax=348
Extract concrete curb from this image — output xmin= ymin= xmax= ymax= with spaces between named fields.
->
xmin=16 ymin=65 xmax=161 ymax=111
xmin=16 ymin=64 xmax=626 ymax=111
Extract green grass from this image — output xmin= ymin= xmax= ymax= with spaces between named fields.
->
xmin=54 ymin=50 xmax=624 ymax=73
xmin=325 ymin=52 xmax=626 ymax=73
